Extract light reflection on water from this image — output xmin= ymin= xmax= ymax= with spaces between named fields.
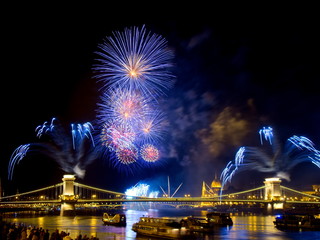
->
xmin=4 ymin=209 xmax=320 ymax=239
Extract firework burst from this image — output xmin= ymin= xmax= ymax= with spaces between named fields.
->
xmin=100 ymin=120 xmax=136 ymax=152
xmin=140 ymin=144 xmax=160 ymax=162
xmin=137 ymin=109 xmax=168 ymax=145
xmin=116 ymin=145 xmax=139 ymax=165
xmin=93 ymin=25 xmax=175 ymax=99
xmin=97 ymin=88 xmax=150 ymax=126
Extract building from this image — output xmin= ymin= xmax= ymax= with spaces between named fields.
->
xmin=201 ymin=174 xmax=222 ymax=198
xmin=301 ymin=185 xmax=320 ymax=200
xmin=312 ymin=185 xmax=320 ymax=196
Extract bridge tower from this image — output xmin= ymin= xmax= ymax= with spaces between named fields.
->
xmin=264 ymin=177 xmax=282 ymax=200
xmin=60 ymin=174 xmax=78 ymax=216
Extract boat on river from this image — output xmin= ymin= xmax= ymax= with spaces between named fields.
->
xmin=206 ymin=212 xmax=233 ymax=226
xmin=102 ymin=212 xmax=126 ymax=226
xmin=180 ymin=216 xmax=214 ymax=233
xmin=132 ymin=216 xmax=193 ymax=239
xmin=273 ymin=213 xmax=320 ymax=230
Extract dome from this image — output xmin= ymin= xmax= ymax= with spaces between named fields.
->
xmin=211 ymin=179 xmax=221 ymax=188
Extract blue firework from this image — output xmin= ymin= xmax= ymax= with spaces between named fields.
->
xmin=93 ymin=25 xmax=175 ymax=99
xmin=220 ymin=127 xmax=320 ymax=191
xmin=8 ymin=118 xmax=97 ymax=180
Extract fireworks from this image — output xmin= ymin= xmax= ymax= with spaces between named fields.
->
xmin=234 ymin=146 xmax=245 ymax=166
xmin=116 ymin=146 xmax=139 ymax=165
xmin=100 ymin=120 xmax=136 ymax=152
xmin=140 ymin=144 xmax=160 ymax=162
xmin=35 ymin=117 xmax=56 ymax=138
xmin=220 ymin=126 xmax=320 ymax=192
xmin=8 ymin=144 xmax=30 ymax=181
xmin=138 ymin=109 xmax=168 ymax=145
xmin=71 ymin=122 xmax=95 ymax=150
xmin=125 ymin=182 xmax=159 ymax=198
xmin=288 ymin=135 xmax=318 ymax=152
xmin=8 ymin=25 xmax=175 ymax=177
xmin=93 ymin=25 xmax=175 ymax=99
xmin=94 ymin=25 xmax=174 ymax=170
xmin=8 ymin=118 xmax=97 ymax=180
xmin=97 ymin=88 xmax=150 ymax=126
xmin=259 ymin=126 xmax=273 ymax=145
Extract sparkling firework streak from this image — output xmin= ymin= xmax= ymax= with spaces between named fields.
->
xmin=288 ymin=135 xmax=318 ymax=152
xmin=8 ymin=144 xmax=30 ymax=180
xmin=8 ymin=118 xmax=97 ymax=180
xmin=220 ymin=127 xmax=320 ymax=194
xmin=234 ymin=146 xmax=245 ymax=166
xmin=310 ymin=155 xmax=320 ymax=168
xmin=125 ymin=183 xmax=149 ymax=197
xmin=259 ymin=126 xmax=273 ymax=145
xmin=71 ymin=122 xmax=95 ymax=150
xmin=35 ymin=117 xmax=55 ymax=138
xmin=93 ymin=25 xmax=175 ymax=99
xmin=125 ymin=182 xmax=159 ymax=198
xmin=140 ymin=144 xmax=160 ymax=162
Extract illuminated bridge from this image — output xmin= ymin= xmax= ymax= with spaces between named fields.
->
xmin=1 ymin=175 xmax=320 ymax=215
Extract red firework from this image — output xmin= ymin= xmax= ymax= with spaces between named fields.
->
xmin=100 ymin=121 xmax=135 ymax=152
xmin=140 ymin=144 xmax=160 ymax=162
xmin=116 ymin=146 xmax=138 ymax=164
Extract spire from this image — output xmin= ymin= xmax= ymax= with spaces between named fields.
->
xmin=201 ymin=181 xmax=206 ymax=197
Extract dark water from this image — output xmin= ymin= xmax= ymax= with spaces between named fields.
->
xmin=3 ymin=208 xmax=320 ymax=239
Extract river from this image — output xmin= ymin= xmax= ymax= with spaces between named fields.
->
xmin=2 ymin=208 xmax=320 ymax=239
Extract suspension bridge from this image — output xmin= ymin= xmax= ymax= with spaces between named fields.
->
xmin=1 ymin=175 xmax=320 ymax=215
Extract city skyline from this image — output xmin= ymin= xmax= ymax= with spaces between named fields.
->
xmin=2 ymin=7 xmax=320 ymax=196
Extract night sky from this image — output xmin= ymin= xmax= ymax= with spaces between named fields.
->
xmin=2 ymin=6 xmax=320 ymax=197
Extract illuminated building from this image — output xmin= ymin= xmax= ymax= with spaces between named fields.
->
xmin=200 ymin=174 xmax=222 ymax=207
xmin=312 ymin=185 xmax=320 ymax=196
xmin=202 ymin=175 xmax=221 ymax=197
xmin=301 ymin=185 xmax=320 ymax=199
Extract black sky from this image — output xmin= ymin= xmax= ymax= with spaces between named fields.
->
xmin=2 ymin=6 xmax=320 ymax=196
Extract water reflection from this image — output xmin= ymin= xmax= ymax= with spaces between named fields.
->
xmin=3 ymin=209 xmax=320 ymax=239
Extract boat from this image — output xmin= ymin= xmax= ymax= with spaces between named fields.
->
xmin=206 ymin=212 xmax=233 ymax=226
xmin=180 ymin=216 xmax=214 ymax=233
xmin=273 ymin=213 xmax=320 ymax=230
xmin=102 ymin=212 xmax=126 ymax=226
xmin=132 ymin=216 xmax=193 ymax=239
